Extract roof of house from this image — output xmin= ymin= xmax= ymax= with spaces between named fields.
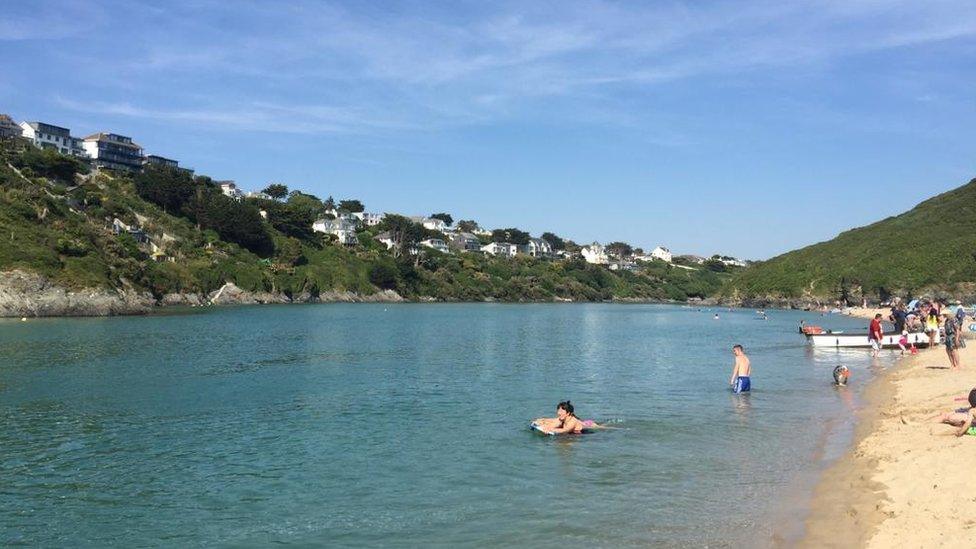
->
xmin=83 ymin=132 xmax=143 ymax=149
xmin=24 ymin=121 xmax=70 ymax=134
xmin=145 ymin=154 xmax=177 ymax=163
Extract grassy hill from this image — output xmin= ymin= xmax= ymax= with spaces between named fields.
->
xmin=0 ymin=138 xmax=731 ymax=308
xmin=722 ymin=177 xmax=976 ymax=304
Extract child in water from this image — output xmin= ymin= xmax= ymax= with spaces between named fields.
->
xmin=833 ymin=365 xmax=850 ymax=386
xmin=532 ymin=401 xmax=597 ymax=435
xmin=897 ymin=330 xmax=909 ymax=355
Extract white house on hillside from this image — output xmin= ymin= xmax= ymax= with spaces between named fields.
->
xmin=523 ymin=237 xmax=553 ymax=258
xmin=581 ymin=242 xmax=609 ymax=265
xmin=481 ymin=242 xmax=518 ymax=258
xmin=313 ymin=218 xmax=359 ymax=245
xmin=450 ymin=232 xmax=481 ymax=252
xmin=375 ymin=231 xmax=395 ymax=250
xmin=650 ymin=246 xmax=672 ymax=263
xmin=217 ymin=181 xmax=244 ymax=200
xmin=82 ymin=132 xmax=144 ymax=171
xmin=410 ymin=216 xmax=448 ymax=232
xmin=20 ymin=121 xmax=87 ymax=157
xmin=245 ymin=190 xmax=271 ymax=200
xmin=721 ymin=257 xmax=748 ymax=267
xmin=420 ymin=238 xmax=450 ymax=254
xmin=355 ymin=212 xmax=385 ymax=226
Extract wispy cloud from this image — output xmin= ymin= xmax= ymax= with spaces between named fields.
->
xmin=23 ymin=0 xmax=976 ymax=135
xmin=54 ymin=97 xmax=420 ymax=134
xmin=0 ymin=0 xmax=105 ymax=40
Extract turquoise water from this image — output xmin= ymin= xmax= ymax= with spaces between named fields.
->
xmin=0 ymin=304 xmax=884 ymax=547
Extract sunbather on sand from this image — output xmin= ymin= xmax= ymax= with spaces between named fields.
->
xmin=937 ymin=388 xmax=976 ymax=437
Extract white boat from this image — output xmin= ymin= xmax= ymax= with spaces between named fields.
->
xmin=807 ymin=331 xmax=938 ymax=348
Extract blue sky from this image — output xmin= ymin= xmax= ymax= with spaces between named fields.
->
xmin=1 ymin=1 xmax=974 ymax=259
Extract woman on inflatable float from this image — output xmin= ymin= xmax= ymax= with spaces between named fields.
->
xmin=532 ymin=401 xmax=597 ymax=435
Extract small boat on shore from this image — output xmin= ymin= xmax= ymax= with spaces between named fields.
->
xmin=806 ymin=331 xmax=938 ymax=348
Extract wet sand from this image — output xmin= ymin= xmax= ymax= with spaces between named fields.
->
xmin=800 ymin=324 xmax=976 ymax=547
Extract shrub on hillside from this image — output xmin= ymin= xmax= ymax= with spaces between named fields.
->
xmin=12 ymin=147 xmax=90 ymax=182
xmin=368 ymin=261 xmax=399 ymax=290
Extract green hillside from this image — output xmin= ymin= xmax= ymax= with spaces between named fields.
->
xmin=723 ymin=177 xmax=976 ymax=303
xmin=0 ymin=138 xmax=730 ymax=305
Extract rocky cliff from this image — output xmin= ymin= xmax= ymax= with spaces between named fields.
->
xmin=0 ymin=270 xmax=405 ymax=317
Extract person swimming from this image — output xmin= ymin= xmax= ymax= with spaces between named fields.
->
xmin=532 ymin=401 xmax=597 ymax=435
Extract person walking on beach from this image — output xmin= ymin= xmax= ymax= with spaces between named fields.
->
xmin=943 ymin=311 xmax=962 ymax=370
xmin=891 ymin=304 xmax=907 ymax=334
xmin=729 ymin=344 xmax=751 ymax=394
xmin=926 ymin=309 xmax=940 ymax=348
xmin=868 ymin=313 xmax=884 ymax=358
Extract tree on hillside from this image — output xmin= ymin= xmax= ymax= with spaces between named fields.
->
xmin=377 ymin=214 xmax=426 ymax=259
xmin=323 ymin=195 xmax=336 ymax=210
xmin=703 ymin=258 xmax=728 ymax=272
xmin=338 ymin=199 xmax=365 ymax=213
xmin=262 ymin=183 xmax=288 ymax=200
xmin=541 ymin=232 xmax=565 ymax=250
xmin=134 ymin=166 xmax=197 ymax=214
xmin=190 ymin=192 xmax=275 ymax=257
xmin=430 ymin=212 xmax=453 ymax=226
xmin=491 ymin=228 xmax=530 ymax=245
xmin=456 ymin=219 xmax=479 ymax=232
xmin=260 ymin=200 xmax=316 ymax=241
xmin=287 ymin=191 xmax=328 ymax=220
xmin=606 ymin=241 xmax=633 ymax=258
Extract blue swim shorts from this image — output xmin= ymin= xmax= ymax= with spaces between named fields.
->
xmin=733 ymin=376 xmax=751 ymax=394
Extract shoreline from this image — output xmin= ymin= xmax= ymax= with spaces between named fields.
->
xmin=799 ymin=317 xmax=976 ymax=547
xmin=0 ymin=269 xmax=703 ymax=318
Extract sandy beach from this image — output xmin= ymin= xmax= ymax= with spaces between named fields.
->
xmin=800 ymin=312 xmax=976 ymax=548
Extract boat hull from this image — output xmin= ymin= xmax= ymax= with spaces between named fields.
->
xmin=807 ymin=331 xmax=938 ymax=348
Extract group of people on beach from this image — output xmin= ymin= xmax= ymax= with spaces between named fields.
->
xmin=880 ymin=298 xmax=969 ymax=369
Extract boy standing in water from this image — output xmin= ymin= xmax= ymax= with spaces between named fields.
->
xmin=729 ymin=344 xmax=751 ymax=393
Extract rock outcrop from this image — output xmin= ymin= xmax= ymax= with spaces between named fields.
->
xmin=0 ymin=270 xmax=155 ymax=317
xmin=0 ymin=270 xmax=406 ymax=317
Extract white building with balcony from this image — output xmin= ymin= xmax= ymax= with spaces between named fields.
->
xmin=355 ymin=212 xmax=385 ymax=226
xmin=481 ymin=242 xmax=518 ymax=258
xmin=581 ymin=242 xmax=609 ymax=265
xmin=420 ymin=238 xmax=450 ymax=254
xmin=82 ymin=133 xmax=144 ymax=171
xmin=20 ymin=121 xmax=87 ymax=157
xmin=523 ymin=237 xmax=553 ymax=258
xmin=313 ymin=218 xmax=359 ymax=245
